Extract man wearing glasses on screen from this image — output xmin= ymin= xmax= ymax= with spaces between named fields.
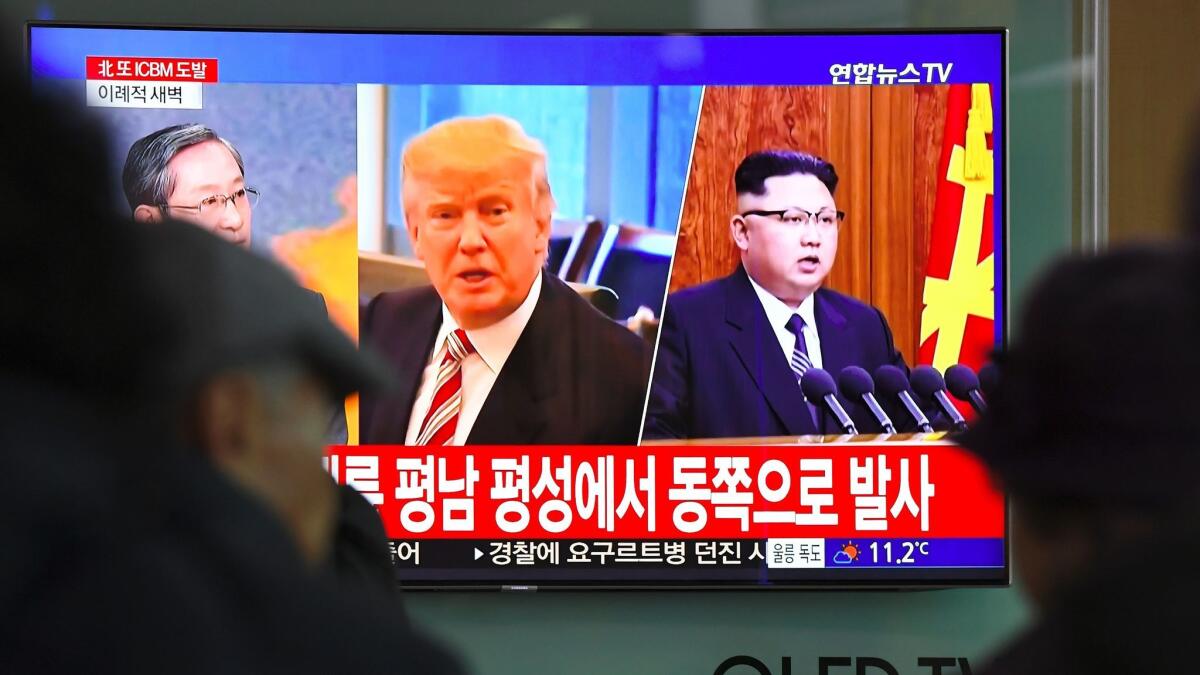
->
xmin=120 ymin=124 xmax=393 ymax=591
xmin=643 ymin=150 xmax=909 ymax=440
xmin=121 ymin=125 xmax=352 ymax=446
xmin=123 ymin=123 xmax=258 ymax=248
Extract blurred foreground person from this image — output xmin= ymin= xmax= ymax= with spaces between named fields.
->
xmin=0 ymin=64 xmax=462 ymax=673
xmin=959 ymin=244 xmax=1200 ymax=675
xmin=121 ymin=122 xmax=352 ymax=446
xmin=148 ymin=220 xmax=395 ymax=591
xmin=121 ymin=123 xmax=388 ymax=587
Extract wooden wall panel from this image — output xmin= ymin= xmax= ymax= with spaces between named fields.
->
xmin=912 ymin=85 xmax=950 ymax=357
xmin=867 ymin=85 xmax=949 ymax=365
xmin=825 ymin=86 xmax=873 ymax=302
xmin=667 ymin=86 xmax=744 ymax=292
xmin=669 ymin=86 xmax=872 ymax=295
xmin=870 ymin=87 xmax=916 ymax=364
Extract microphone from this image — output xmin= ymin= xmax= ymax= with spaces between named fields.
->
xmin=837 ymin=366 xmax=896 ymax=434
xmin=800 ymin=368 xmax=858 ymax=435
xmin=978 ymin=362 xmax=1000 ymax=399
xmin=910 ymin=366 xmax=968 ymax=432
xmin=945 ymin=364 xmax=987 ymax=414
xmin=874 ymin=365 xmax=934 ymax=433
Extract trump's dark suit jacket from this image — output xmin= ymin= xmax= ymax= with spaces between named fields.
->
xmin=361 ymin=274 xmax=650 ymax=445
xmin=300 ymin=289 xmax=348 ymax=445
xmin=642 ymin=265 xmax=909 ymax=440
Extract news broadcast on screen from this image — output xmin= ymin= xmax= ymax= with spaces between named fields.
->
xmin=28 ymin=26 xmax=1006 ymax=588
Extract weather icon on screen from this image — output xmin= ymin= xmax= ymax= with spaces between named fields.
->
xmin=833 ymin=542 xmax=860 ymax=565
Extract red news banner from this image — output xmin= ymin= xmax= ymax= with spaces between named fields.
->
xmin=325 ymin=443 xmax=1003 ymax=540
xmin=86 ymin=56 xmax=219 ymax=82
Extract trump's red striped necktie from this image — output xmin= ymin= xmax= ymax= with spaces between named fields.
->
xmin=414 ymin=328 xmax=476 ymax=446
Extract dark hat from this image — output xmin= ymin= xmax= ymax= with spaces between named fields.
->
xmin=141 ymin=220 xmax=390 ymax=400
xmin=956 ymin=242 xmax=1200 ymax=507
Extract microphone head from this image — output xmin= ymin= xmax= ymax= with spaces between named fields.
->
xmin=910 ymin=365 xmax=947 ymax=400
xmin=873 ymin=365 xmax=912 ymax=397
xmin=837 ymin=366 xmax=875 ymax=398
xmin=978 ymin=362 xmax=1000 ymax=398
xmin=944 ymin=364 xmax=981 ymax=401
xmin=800 ymin=368 xmax=838 ymax=401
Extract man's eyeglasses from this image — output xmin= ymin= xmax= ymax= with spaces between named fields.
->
xmin=162 ymin=187 xmax=260 ymax=217
xmin=740 ymin=208 xmax=845 ymax=229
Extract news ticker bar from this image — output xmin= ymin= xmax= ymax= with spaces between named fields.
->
xmin=386 ymin=538 xmax=1004 ymax=570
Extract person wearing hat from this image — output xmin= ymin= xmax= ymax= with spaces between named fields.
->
xmin=0 ymin=64 xmax=463 ymax=672
xmin=121 ymin=123 xmax=389 ymax=585
xmin=958 ymin=243 xmax=1200 ymax=674
xmin=122 ymin=122 xmax=350 ymax=446
xmin=143 ymin=219 xmax=398 ymax=588
xmin=5 ymin=217 xmax=464 ymax=672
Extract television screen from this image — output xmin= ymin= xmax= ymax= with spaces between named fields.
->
xmin=28 ymin=25 xmax=1007 ymax=589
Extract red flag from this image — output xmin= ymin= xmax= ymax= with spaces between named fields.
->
xmin=918 ymin=83 xmax=996 ymax=384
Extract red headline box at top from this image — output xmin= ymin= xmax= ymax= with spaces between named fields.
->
xmin=86 ymin=56 xmax=218 ymax=83
xmin=326 ymin=442 xmax=1005 ymax=541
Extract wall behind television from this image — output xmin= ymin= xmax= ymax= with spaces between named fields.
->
xmin=9 ymin=1 xmax=1086 ymax=673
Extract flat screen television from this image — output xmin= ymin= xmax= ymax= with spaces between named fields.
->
xmin=28 ymin=24 xmax=1008 ymax=589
